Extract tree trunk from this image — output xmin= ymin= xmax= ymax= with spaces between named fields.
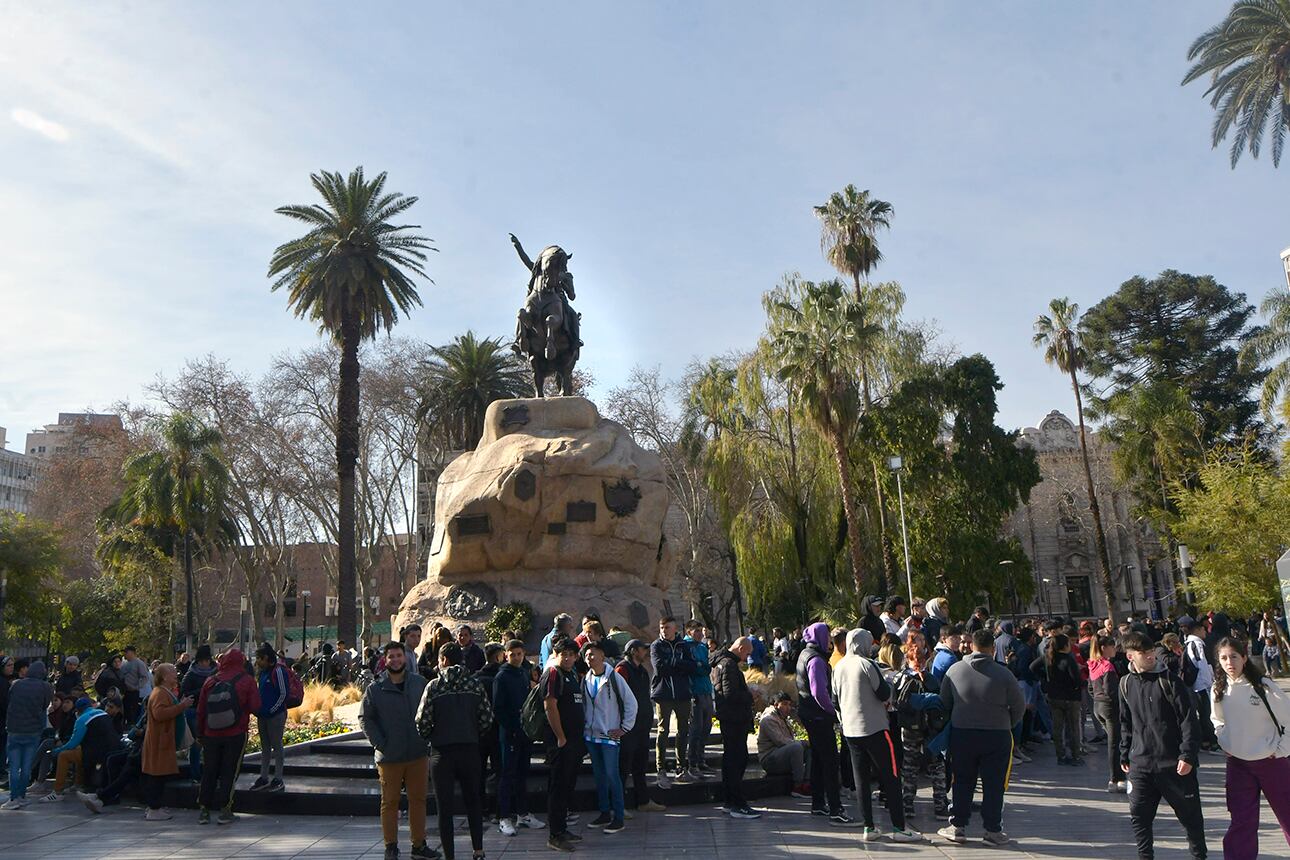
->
xmin=336 ymin=315 xmax=361 ymax=648
xmin=853 ymin=272 xmax=894 ymax=595
xmin=1070 ymin=365 xmax=1117 ymax=625
xmin=829 ymin=423 xmax=868 ymax=611
xmin=183 ymin=528 xmax=194 ymax=653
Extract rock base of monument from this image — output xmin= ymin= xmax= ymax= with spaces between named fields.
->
xmin=395 ymin=571 xmax=686 ymax=644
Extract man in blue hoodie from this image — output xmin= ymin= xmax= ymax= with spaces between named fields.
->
xmin=797 ymin=622 xmax=842 ymax=819
xmin=40 ymin=697 xmax=121 ymax=802
xmin=4 ymin=660 xmax=51 ymax=808
xmin=683 ymin=620 xmax=715 ymax=779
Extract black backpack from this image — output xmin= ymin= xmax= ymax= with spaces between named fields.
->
xmin=204 ymin=679 xmax=242 ymax=732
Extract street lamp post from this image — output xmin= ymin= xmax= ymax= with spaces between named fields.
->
xmin=999 ymin=560 xmax=1017 ymax=623
xmin=887 ymin=456 xmax=915 ymax=605
xmin=301 ymin=590 xmax=312 ymax=659
xmin=238 ymin=595 xmax=248 ymax=653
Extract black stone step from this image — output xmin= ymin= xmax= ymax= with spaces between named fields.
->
xmin=162 ymin=765 xmax=790 ymax=817
xmin=242 ymin=749 xmax=734 ymax=780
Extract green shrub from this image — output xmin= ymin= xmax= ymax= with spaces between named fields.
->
xmin=484 ymin=601 xmax=535 ymax=643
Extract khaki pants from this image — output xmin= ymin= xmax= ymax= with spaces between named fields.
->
xmin=54 ymin=747 xmax=83 ymax=792
xmin=377 ymin=757 xmax=428 ymax=846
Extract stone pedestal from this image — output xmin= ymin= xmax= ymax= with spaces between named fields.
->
xmin=395 ymin=397 xmax=681 ymax=642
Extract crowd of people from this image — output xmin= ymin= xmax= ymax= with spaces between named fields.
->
xmin=3 ymin=600 xmax=1290 ymax=860
xmin=0 ymin=642 xmax=298 ymax=825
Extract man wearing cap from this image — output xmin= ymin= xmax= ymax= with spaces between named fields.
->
xmin=617 ymin=638 xmax=665 ymax=814
xmin=55 ymin=657 xmax=83 ymax=696
xmin=39 ymin=697 xmax=122 ymax=802
xmin=543 ymin=637 xmax=586 ymax=852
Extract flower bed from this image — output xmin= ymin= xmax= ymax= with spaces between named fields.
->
xmin=245 ymin=719 xmax=350 ymax=753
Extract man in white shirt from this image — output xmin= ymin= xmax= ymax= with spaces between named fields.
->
xmin=1183 ymin=621 xmax=1218 ymax=751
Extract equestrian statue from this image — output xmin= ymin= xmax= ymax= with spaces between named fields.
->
xmin=509 ymin=232 xmax=582 ymax=397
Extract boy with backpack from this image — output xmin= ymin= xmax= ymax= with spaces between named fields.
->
xmin=580 ymin=640 xmax=636 ymax=833
xmin=1118 ymin=633 xmax=1207 ymax=860
xmin=195 ymin=648 xmax=261 ymax=825
xmin=252 ymin=643 xmax=301 ymax=793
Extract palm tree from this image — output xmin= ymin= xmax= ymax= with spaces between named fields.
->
xmin=422 ymin=331 xmax=530 ymax=450
xmin=109 ymin=412 xmax=233 ymax=651
xmin=269 ymin=167 xmax=433 ymax=646
xmin=1241 ymin=286 xmax=1290 ymax=415
xmin=814 ymin=185 xmax=897 ymax=590
xmin=769 ymin=278 xmax=880 ymax=606
xmin=1033 ymin=298 xmax=1119 ymax=625
xmin=1182 ymin=0 xmax=1290 ymax=167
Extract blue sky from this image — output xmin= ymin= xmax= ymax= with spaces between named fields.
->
xmin=1 ymin=2 xmax=1285 ymax=444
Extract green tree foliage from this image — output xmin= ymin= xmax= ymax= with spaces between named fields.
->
xmin=1241 ymin=286 xmax=1290 ymax=417
xmin=421 ymin=331 xmax=530 ymax=451
xmin=100 ymin=412 xmax=235 ymax=651
xmin=1172 ymin=446 xmax=1290 ymax=615
xmin=0 ymin=512 xmax=64 ymax=646
xmin=1183 ymin=0 xmax=1290 ymax=167
xmin=269 ymin=167 xmax=433 ymax=646
xmin=767 ymin=277 xmax=881 ymax=607
xmin=865 ymin=356 xmax=1040 ymax=610
xmin=1033 ymin=297 xmax=1120 ymax=624
xmin=1080 ymin=270 xmax=1265 ymax=447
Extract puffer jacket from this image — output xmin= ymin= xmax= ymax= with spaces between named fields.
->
xmin=6 ymin=661 xmax=52 ymax=735
xmin=649 ymin=635 xmax=697 ymax=701
xmin=360 ymin=668 xmax=430 ymax=764
xmin=416 ymin=664 xmax=491 ymax=748
xmin=796 ymin=622 xmax=835 ymax=725
xmin=712 ymin=647 xmax=753 ymax=726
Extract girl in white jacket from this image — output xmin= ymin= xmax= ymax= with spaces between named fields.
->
xmin=1212 ymin=636 xmax=1290 ymax=859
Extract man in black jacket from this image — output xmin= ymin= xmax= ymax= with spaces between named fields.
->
xmin=649 ymin=617 xmax=697 ymax=787
xmin=492 ymin=641 xmax=544 ymax=837
xmin=417 ymin=642 xmax=491 ymax=860
xmin=1118 ymin=633 xmax=1207 ymax=860
xmin=713 ymin=637 xmax=759 ymax=820
xmin=616 ymin=639 xmax=664 ymax=814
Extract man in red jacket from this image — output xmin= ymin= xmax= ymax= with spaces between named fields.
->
xmin=196 ymin=649 xmax=261 ymax=824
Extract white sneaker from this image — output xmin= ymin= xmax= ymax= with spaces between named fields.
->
xmin=1013 ymin=749 xmax=1031 ymax=763
xmin=517 ymin=812 xmax=546 ymax=829
xmin=144 ymin=808 xmax=173 ymax=821
xmin=0 ymin=799 xmax=25 ymax=810
xmin=37 ymin=792 xmax=63 ymax=803
xmin=890 ymin=828 xmax=924 ymax=843
xmin=566 ymin=812 xmax=580 ymax=825
xmin=1107 ymin=781 xmax=1127 ymax=794
xmin=983 ymin=831 xmax=1011 ymax=846
xmin=499 ymin=818 xmax=517 ymax=837
xmin=655 ymin=775 xmax=672 ymax=790
xmin=78 ymin=791 xmax=104 ymax=814
xmin=861 ymin=827 xmax=884 ymax=842
xmin=937 ymin=825 xmax=967 ymax=843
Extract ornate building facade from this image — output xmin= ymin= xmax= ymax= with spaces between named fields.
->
xmin=1007 ymin=410 xmax=1178 ymax=620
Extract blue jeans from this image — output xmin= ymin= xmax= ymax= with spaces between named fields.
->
xmin=587 ymin=741 xmax=624 ymax=822
xmin=7 ymin=734 xmax=41 ymax=801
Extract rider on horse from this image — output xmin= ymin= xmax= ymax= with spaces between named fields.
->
xmin=510 ymin=234 xmax=581 ymax=358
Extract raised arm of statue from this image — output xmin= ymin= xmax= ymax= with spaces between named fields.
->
xmin=509 ymin=233 xmax=535 ymax=272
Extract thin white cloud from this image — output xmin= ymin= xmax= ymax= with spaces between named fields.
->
xmin=11 ymin=107 xmax=69 ymax=142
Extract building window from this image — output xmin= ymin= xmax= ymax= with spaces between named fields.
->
xmin=1066 ymin=575 xmax=1094 ymax=618
xmin=326 ymin=595 xmax=339 ymax=616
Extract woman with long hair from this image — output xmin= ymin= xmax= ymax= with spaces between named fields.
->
xmin=1087 ymin=632 xmax=1126 ymax=793
xmin=895 ymin=631 xmax=947 ymax=819
xmin=1212 ymin=636 xmax=1290 ymax=858
xmin=1031 ymin=633 xmax=1082 ymax=765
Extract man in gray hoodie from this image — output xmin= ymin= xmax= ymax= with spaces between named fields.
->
xmin=833 ymin=629 xmax=922 ymax=842
xmin=935 ymin=629 xmax=1025 ymax=847
xmin=4 ymin=660 xmax=51 ymax=808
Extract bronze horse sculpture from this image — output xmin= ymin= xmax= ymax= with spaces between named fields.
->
xmin=509 ymin=233 xmax=581 ymax=397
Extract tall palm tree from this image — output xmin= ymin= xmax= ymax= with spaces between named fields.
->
xmin=1183 ymin=0 xmax=1290 ymax=167
xmin=269 ymin=167 xmax=433 ymax=646
xmin=422 ymin=331 xmax=530 ymax=450
xmin=1241 ymin=286 xmax=1290 ymax=415
xmin=769 ymin=279 xmax=880 ymax=606
xmin=1033 ymin=298 xmax=1118 ymax=625
xmin=814 ymin=185 xmax=897 ymax=590
xmin=109 ymin=412 xmax=233 ymax=651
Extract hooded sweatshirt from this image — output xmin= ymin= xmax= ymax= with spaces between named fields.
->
xmin=795 ymin=622 xmax=835 ymax=725
xmin=581 ymin=663 xmax=636 ymax=743
xmin=1089 ymin=657 xmax=1119 ymax=705
xmin=197 ymin=649 xmax=262 ymax=738
xmin=939 ymin=652 xmax=1026 ymax=731
xmin=1184 ymin=633 xmax=1215 ymax=692
xmin=1119 ymin=666 xmax=1198 ymax=771
xmin=6 ymin=660 xmax=51 ymax=735
xmin=993 ymin=621 xmax=1015 ymax=664
xmin=860 ymin=595 xmax=886 ymax=644
xmin=1211 ymin=674 xmax=1290 ymax=761
xmin=832 ymin=629 xmax=890 ymax=738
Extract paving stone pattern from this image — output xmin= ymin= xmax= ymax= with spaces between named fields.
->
xmin=3 ymin=741 xmax=1288 ymax=859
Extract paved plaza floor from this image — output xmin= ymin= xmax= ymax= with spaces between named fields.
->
xmin=4 ymin=743 xmax=1287 ymax=859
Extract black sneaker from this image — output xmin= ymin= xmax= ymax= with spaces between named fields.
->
xmin=267 ymin=779 xmax=285 ymax=793
xmin=384 ymin=845 xmax=399 ymax=860
xmin=830 ymin=812 xmax=861 ymax=827
xmin=564 ymin=832 xmax=583 ymax=843
xmin=729 ymin=805 xmax=761 ymax=819
xmin=547 ymin=834 xmax=574 ymax=852
xmin=811 ymin=807 xmax=829 ymax=817
xmin=248 ymin=777 xmax=269 ymax=792
xmin=197 ymin=809 xmax=211 ymax=825
xmin=588 ymin=812 xmax=612 ymax=828
xmin=604 ymin=819 xmax=624 ymax=834
xmin=410 ymin=843 xmax=440 ymax=860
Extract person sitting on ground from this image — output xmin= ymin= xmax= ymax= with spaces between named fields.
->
xmin=39 ymin=697 xmax=122 ymax=803
xmin=757 ymin=691 xmax=810 ymax=799
xmin=55 ymin=657 xmax=83 ymax=696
